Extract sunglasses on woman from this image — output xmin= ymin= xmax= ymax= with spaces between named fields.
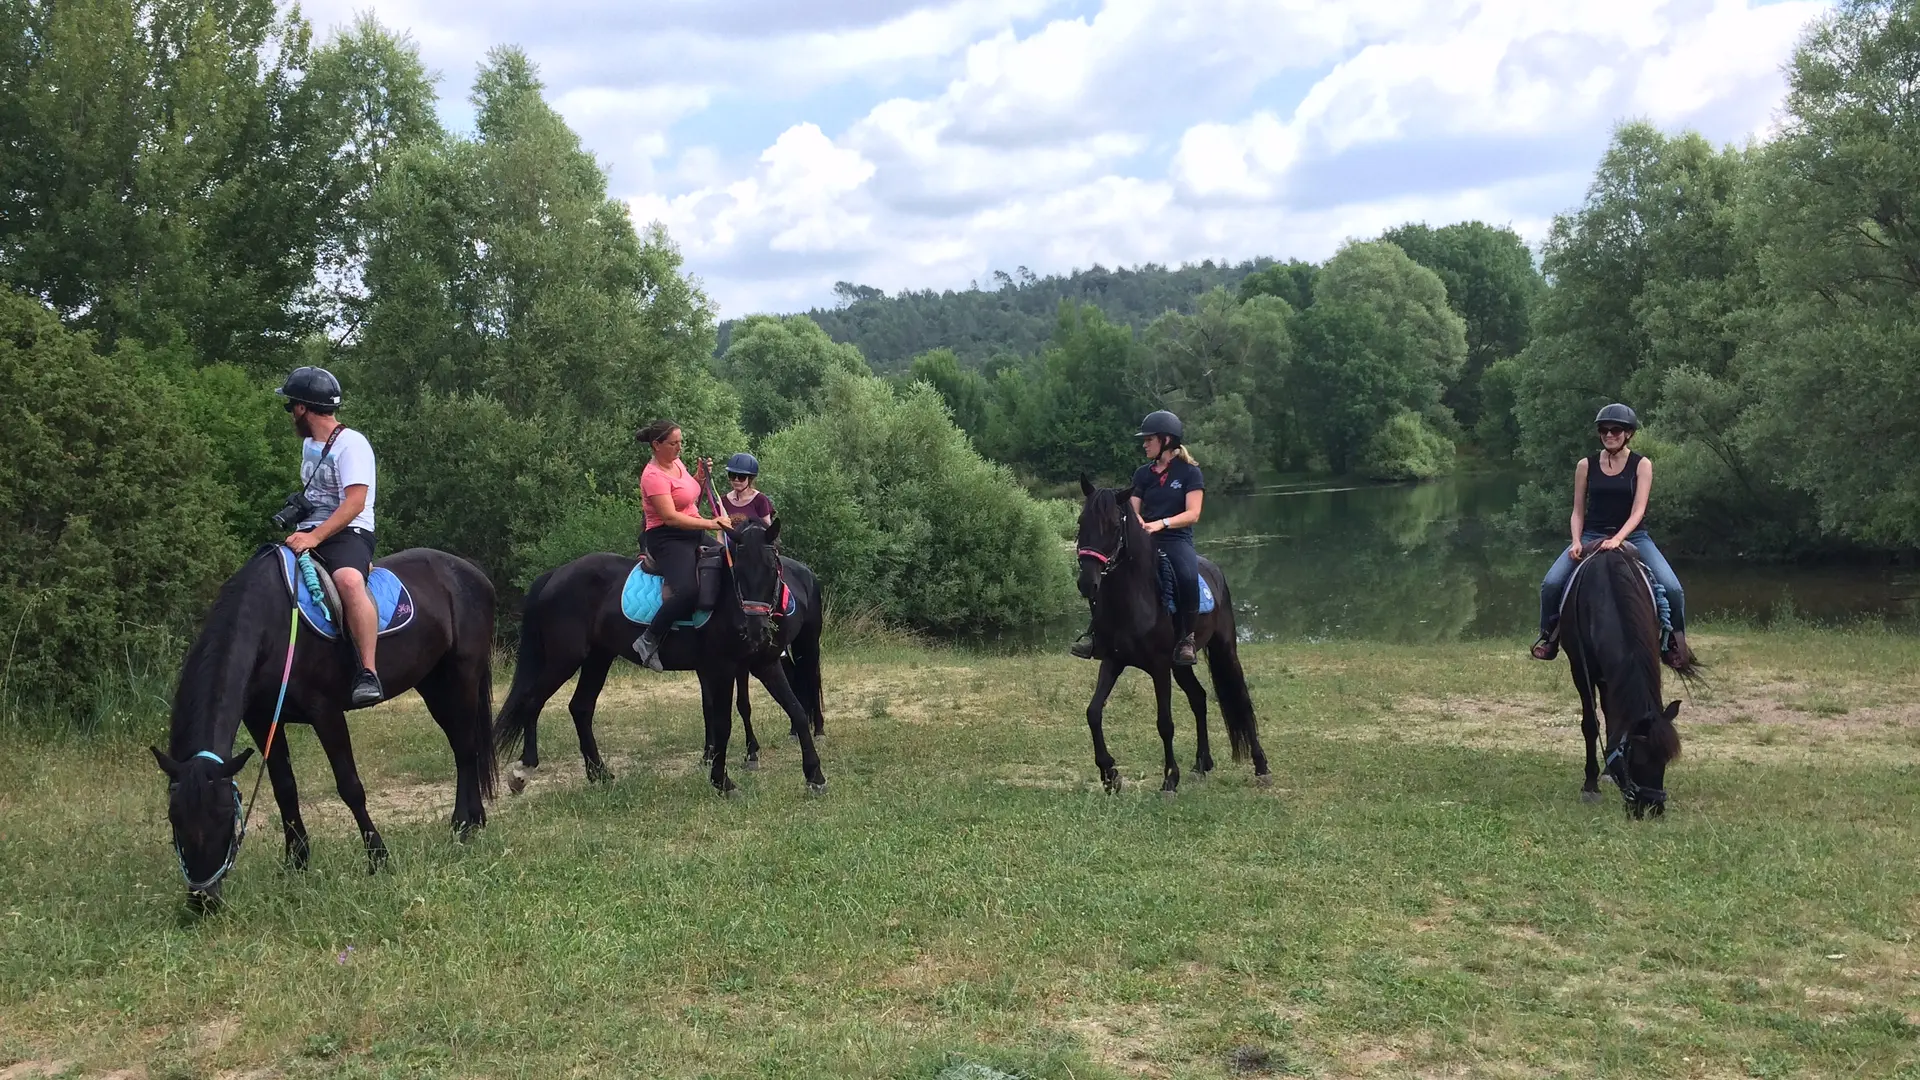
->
xmin=1598 ymin=426 xmax=1630 ymax=436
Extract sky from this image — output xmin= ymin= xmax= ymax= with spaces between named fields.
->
xmin=297 ymin=0 xmax=1828 ymax=319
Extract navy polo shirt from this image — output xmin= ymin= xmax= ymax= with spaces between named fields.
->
xmin=1131 ymin=459 xmax=1204 ymax=541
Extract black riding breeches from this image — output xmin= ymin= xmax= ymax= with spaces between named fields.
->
xmin=1157 ymin=535 xmax=1200 ymax=639
xmin=645 ymin=526 xmax=704 ymax=629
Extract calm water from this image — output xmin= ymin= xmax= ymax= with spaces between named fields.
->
xmin=1147 ymin=473 xmax=1918 ymax=645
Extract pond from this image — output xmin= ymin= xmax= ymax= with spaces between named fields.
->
xmin=1170 ymin=473 xmax=1920 ymax=645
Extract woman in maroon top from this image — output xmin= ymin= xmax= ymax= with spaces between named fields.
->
xmin=720 ymin=452 xmax=774 ymax=524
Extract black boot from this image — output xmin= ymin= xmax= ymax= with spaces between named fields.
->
xmin=1173 ymin=633 xmax=1197 ymax=666
xmin=350 ymin=668 xmax=384 ymax=708
xmin=1070 ymin=628 xmax=1097 ymax=660
xmin=632 ymin=629 xmax=664 ymax=672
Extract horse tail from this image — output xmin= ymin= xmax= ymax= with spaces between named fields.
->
xmin=495 ymin=569 xmax=554 ymax=756
xmin=463 ymin=559 xmax=500 ymax=801
xmin=790 ymin=577 xmax=826 ymax=734
xmin=1206 ymin=638 xmax=1258 ymax=762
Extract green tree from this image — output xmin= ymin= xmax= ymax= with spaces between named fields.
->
xmin=1238 ymin=259 xmax=1317 ymax=311
xmin=1289 ymin=301 xmax=1426 ymax=474
xmin=1139 ymin=288 xmax=1294 ymax=484
xmin=1313 ymin=240 xmax=1468 ymax=406
xmin=719 ymin=314 xmax=870 ymax=438
xmin=909 ymin=347 xmax=990 ymax=437
xmin=0 ymin=293 xmax=239 ymax=718
xmin=1380 ymin=221 xmax=1543 ymax=429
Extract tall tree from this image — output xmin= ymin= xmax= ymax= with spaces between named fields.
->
xmin=719 ymin=314 xmax=870 ymax=438
xmin=1380 ymin=221 xmax=1543 ymax=428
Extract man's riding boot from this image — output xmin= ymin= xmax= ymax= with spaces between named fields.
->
xmin=350 ymin=668 xmax=384 ymax=708
xmin=633 ymin=629 xmax=665 ymax=672
xmin=1070 ymin=628 xmax=1097 ymax=660
xmin=1531 ymin=634 xmax=1559 ymax=661
xmin=1173 ymin=633 xmax=1197 ymax=666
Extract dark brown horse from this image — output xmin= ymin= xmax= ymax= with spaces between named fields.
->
xmin=495 ymin=519 xmax=825 ymax=797
xmin=1075 ymin=478 xmax=1270 ymax=793
xmin=1559 ymin=544 xmax=1697 ymax=817
xmin=152 ymin=546 xmax=498 ymax=908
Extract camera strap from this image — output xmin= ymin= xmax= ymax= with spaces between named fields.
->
xmin=302 ymin=425 xmax=347 ymax=503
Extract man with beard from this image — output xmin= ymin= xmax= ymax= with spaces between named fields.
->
xmin=277 ymin=366 xmax=384 ymax=707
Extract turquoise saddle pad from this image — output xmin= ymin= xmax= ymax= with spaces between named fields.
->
xmin=621 ymin=564 xmax=713 ymax=629
xmin=275 ymin=546 xmax=415 ymax=639
xmin=1156 ymin=552 xmax=1216 ymax=614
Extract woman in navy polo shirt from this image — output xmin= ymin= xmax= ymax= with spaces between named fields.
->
xmin=1133 ymin=410 xmax=1207 ymax=665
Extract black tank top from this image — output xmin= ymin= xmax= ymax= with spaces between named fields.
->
xmin=1585 ymin=451 xmax=1642 ymax=534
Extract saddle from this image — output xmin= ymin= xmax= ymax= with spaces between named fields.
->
xmin=621 ymin=547 xmax=794 ymax=628
xmin=273 ymin=545 xmax=415 ymax=640
xmin=1556 ymin=542 xmax=1674 ymax=638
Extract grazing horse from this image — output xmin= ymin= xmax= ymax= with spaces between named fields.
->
xmin=496 ymin=520 xmax=826 ymax=797
xmin=1075 ymin=477 xmax=1271 ymax=793
xmin=1559 ymin=544 xmax=1696 ymax=817
xmin=151 ymin=546 xmax=498 ymax=907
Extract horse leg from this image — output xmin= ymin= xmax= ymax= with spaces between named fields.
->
xmin=416 ymin=663 xmax=490 ymax=838
xmin=698 ymin=667 xmax=737 ymax=796
xmin=752 ymin=656 xmax=826 ymax=793
xmin=1152 ymin=666 xmax=1181 ymax=795
xmin=567 ymin=652 xmax=616 ymax=783
xmin=737 ymin=668 xmax=760 ymax=770
xmin=1572 ymin=658 xmax=1602 ymax=802
xmin=1087 ymin=658 xmax=1124 ymax=792
xmin=245 ymin=714 xmax=309 ymax=870
xmin=309 ymin=709 xmax=388 ymax=872
xmin=1173 ymin=664 xmax=1212 ymax=777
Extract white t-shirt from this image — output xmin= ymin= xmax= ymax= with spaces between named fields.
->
xmin=300 ymin=426 xmax=377 ymax=533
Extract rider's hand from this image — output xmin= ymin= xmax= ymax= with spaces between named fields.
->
xmin=1143 ymin=518 xmax=1163 ymax=534
xmin=1599 ymin=535 xmax=1624 ymax=552
xmin=285 ymin=531 xmax=319 ymax=553
xmin=694 ymin=457 xmax=711 ymax=483
xmin=1569 ymin=539 xmax=1585 ymax=560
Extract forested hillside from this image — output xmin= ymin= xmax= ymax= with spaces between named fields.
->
xmin=719 ymin=260 xmax=1277 ymax=372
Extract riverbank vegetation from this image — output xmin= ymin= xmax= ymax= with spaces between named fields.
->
xmin=2 ymin=628 xmax=1918 ymax=1077
xmin=5 ymin=0 xmax=1919 ymax=722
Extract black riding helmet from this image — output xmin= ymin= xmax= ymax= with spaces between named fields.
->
xmin=725 ymin=452 xmax=759 ymax=477
xmin=1594 ymin=403 xmax=1639 ymax=430
xmin=1134 ymin=409 xmax=1184 ymax=445
xmin=277 ymin=366 xmax=344 ymax=411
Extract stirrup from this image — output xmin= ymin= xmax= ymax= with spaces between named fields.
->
xmin=1069 ymin=631 xmax=1097 ymax=660
xmin=1173 ymin=634 xmax=1197 ymax=666
xmin=632 ymin=631 xmax=664 ymax=672
xmin=1530 ymin=635 xmax=1558 ymax=661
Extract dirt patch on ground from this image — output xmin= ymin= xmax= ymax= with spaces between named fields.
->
xmin=992 ymin=763 xmax=1086 ymax=791
xmin=1059 ymin=1004 xmax=1174 ymax=1077
xmin=1340 ymin=683 xmax=1920 ymax=766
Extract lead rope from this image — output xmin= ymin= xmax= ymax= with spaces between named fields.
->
xmin=238 ymin=604 xmax=301 ymax=846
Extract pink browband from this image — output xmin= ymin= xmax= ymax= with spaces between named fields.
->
xmin=1076 ymin=548 xmax=1111 ymax=564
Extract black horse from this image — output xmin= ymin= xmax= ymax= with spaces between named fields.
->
xmin=496 ymin=519 xmax=826 ymax=797
xmin=151 ymin=546 xmax=498 ymax=906
xmin=1559 ymin=544 xmax=1696 ymax=817
xmin=1075 ymin=478 xmax=1270 ymax=793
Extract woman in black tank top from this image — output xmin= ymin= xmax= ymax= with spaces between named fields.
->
xmin=1531 ymin=403 xmax=1691 ymax=668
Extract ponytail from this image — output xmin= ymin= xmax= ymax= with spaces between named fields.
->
xmin=634 ymin=418 xmax=681 ymax=446
xmin=1174 ymin=446 xmax=1199 ymax=467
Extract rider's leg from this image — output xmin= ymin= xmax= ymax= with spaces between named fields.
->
xmin=1534 ymin=542 xmax=1580 ymax=659
xmin=636 ymin=526 xmax=701 ymax=669
xmin=1160 ymin=537 xmax=1200 ymax=664
xmin=333 ymin=567 xmax=378 ymax=672
xmin=1627 ymin=532 xmax=1685 ymax=632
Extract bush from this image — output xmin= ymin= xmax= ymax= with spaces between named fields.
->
xmin=758 ymin=371 xmax=1076 ymax=632
xmin=0 ymin=294 xmax=241 ymax=721
xmin=1361 ymin=411 xmax=1456 ymax=481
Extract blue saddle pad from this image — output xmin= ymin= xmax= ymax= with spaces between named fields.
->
xmin=621 ymin=564 xmax=713 ymax=629
xmin=275 ymin=546 xmax=415 ymax=639
xmin=1156 ymin=550 xmax=1216 ymax=615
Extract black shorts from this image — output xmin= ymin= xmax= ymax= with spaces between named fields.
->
xmin=305 ymin=527 xmax=376 ymax=578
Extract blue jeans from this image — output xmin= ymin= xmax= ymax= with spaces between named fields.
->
xmin=1156 ymin=535 xmax=1201 ymax=639
xmin=1539 ymin=530 xmax=1685 ymax=635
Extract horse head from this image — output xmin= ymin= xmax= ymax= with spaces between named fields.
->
xmin=1610 ymin=699 xmax=1682 ymax=818
xmin=730 ymin=519 xmax=784 ymax=649
xmin=150 ymin=746 xmax=254 ymax=908
xmin=1076 ymin=474 xmax=1130 ymax=602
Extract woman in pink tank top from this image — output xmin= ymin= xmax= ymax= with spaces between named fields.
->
xmin=631 ymin=419 xmax=732 ymax=670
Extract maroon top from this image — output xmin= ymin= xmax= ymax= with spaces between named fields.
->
xmin=721 ymin=491 xmax=773 ymax=523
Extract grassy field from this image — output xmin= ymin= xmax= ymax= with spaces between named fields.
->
xmin=2 ymin=627 xmax=1919 ymax=1079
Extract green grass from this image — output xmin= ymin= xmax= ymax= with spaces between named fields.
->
xmin=3 ymin=626 xmax=1920 ymax=1078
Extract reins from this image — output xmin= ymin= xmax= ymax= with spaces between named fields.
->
xmin=703 ymin=462 xmax=775 ymax=619
xmin=177 ymin=577 xmax=302 ymax=895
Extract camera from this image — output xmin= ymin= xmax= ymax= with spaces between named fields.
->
xmin=270 ymin=490 xmax=313 ymax=531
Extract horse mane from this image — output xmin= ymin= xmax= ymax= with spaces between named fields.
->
xmin=170 ymin=549 xmax=277 ymax=756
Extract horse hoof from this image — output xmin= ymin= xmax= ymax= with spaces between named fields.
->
xmin=743 ymin=755 xmax=760 ymax=771
xmin=807 ymin=781 xmax=828 ymax=797
xmin=1160 ymin=788 xmax=1177 ymax=800
xmin=1102 ymin=773 xmax=1124 ymax=794
xmin=1254 ymin=772 xmax=1273 ymax=788
xmin=1581 ymin=790 xmax=1603 ymax=804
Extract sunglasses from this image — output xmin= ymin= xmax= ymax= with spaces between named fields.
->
xmin=727 ymin=474 xmax=752 ymax=482
xmin=283 ymin=402 xmax=298 ymax=413
xmin=1598 ymin=426 xmax=1630 ymax=436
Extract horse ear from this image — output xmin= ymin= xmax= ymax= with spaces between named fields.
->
xmin=764 ymin=518 xmax=781 ymax=544
xmin=1662 ymin=700 xmax=1681 ymax=723
xmin=220 ymin=748 xmax=255 ymax=777
xmin=151 ymin=746 xmax=181 ymax=778
xmin=1080 ymin=473 xmax=1096 ymax=499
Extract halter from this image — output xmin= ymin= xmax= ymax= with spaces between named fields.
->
xmin=1076 ymin=508 xmax=1129 ymax=583
xmin=1603 ymin=732 xmax=1667 ymax=809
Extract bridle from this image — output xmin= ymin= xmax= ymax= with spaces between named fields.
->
xmin=174 ymin=750 xmax=245 ymax=895
xmin=1076 ymin=509 xmax=1130 ymax=586
xmin=1603 ymin=729 xmax=1667 ymax=810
